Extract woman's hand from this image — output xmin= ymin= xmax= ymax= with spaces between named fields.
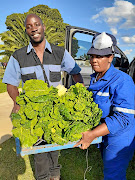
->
xmin=73 ymin=130 xmax=96 ymax=150
xmin=73 ymin=123 xmax=110 ymax=150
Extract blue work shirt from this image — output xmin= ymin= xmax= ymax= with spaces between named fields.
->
xmin=88 ymin=64 xmax=135 ymax=136
xmin=3 ymin=40 xmax=81 ymax=87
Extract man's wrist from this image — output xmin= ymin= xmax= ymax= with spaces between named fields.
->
xmin=14 ymin=102 xmax=19 ymax=105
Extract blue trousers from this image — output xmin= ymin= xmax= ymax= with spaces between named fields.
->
xmin=100 ymin=128 xmax=135 ymax=180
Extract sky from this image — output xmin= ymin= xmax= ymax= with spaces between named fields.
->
xmin=0 ymin=0 xmax=135 ymax=62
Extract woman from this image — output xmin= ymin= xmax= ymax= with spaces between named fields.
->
xmin=74 ymin=32 xmax=135 ymax=179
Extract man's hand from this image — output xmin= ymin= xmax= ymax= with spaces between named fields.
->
xmin=12 ymin=103 xmax=20 ymax=113
xmin=73 ymin=130 xmax=96 ymax=150
xmin=72 ymin=73 xmax=84 ymax=84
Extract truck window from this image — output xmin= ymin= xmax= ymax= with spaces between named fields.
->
xmin=71 ymin=33 xmax=93 ymax=87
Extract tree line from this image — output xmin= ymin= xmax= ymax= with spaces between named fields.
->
xmin=0 ymin=5 xmax=79 ymax=62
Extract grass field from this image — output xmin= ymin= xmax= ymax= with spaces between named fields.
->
xmin=0 ymin=79 xmax=7 ymax=93
xmin=0 ymin=67 xmax=22 ymax=93
xmin=0 ymin=66 xmax=5 ymax=78
xmin=0 ymin=137 xmax=135 ymax=180
xmin=0 ymin=67 xmax=7 ymax=93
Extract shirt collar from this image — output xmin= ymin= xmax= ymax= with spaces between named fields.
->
xmin=102 ymin=64 xmax=115 ymax=80
xmin=27 ymin=40 xmax=52 ymax=54
xmin=90 ymin=64 xmax=115 ymax=81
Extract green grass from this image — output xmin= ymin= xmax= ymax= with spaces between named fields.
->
xmin=0 ymin=67 xmax=5 ymax=78
xmin=0 ymin=80 xmax=22 ymax=93
xmin=0 ymin=137 xmax=135 ymax=180
xmin=0 ymin=67 xmax=7 ymax=93
xmin=0 ymin=79 xmax=7 ymax=93
xmin=59 ymin=146 xmax=104 ymax=180
xmin=0 ymin=137 xmax=35 ymax=180
xmin=0 ymin=66 xmax=22 ymax=93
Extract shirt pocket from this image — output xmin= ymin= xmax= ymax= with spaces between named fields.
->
xmin=49 ymin=65 xmax=61 ymax=82
xmin=21 ymin=67 xmax=37 ymax=83
xmin=21 ymin=72 xmax=37 ymax=83
xmin=94 ymin=95 xmax=111 ymax=118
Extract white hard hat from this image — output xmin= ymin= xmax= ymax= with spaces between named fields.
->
xmin=87 ymin=32 xmax=119 ymax=56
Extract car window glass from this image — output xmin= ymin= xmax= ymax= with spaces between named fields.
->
xmin=71 ymin=33 xmax=93 ymax=67
xmin=112 ymin=55 xmax=121 ymax=67
xmin=71 ymin=32 xmax=94 ymax=87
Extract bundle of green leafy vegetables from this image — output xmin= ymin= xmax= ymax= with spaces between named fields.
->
xmin=11 ymin=79 xmax=102 ymax=147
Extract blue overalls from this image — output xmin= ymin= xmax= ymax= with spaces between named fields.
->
xmin=88 ymin=64 xmax=135 ymax=180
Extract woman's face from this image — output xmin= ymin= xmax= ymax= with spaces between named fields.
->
xmin=90 ymin=54 xmax=114 ymax=74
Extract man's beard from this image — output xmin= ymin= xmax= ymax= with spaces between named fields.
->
xmin=30 ymin=36 xmax=44 ymax=45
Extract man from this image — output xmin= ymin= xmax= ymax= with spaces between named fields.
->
xmin=3 ymin=14 xmax=83 ymax=180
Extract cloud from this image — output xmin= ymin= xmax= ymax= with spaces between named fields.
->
xmin=122 ymin=35 xmax=135 ymax=43
xmin=92 ymin=14 xmax=100 ymax=20
xmin=110 ymin=28 xmax=118 ymax=35
xmin=92 ymin=0 xmax=135 ymax=29
xmin=79 ymin=45 xmax=87 ymax=50
xmin=123 ymin=49 xmax=133 ymax=55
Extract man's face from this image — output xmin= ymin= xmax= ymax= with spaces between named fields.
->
xmin=25 ymin=15 xmax=45 ymax=44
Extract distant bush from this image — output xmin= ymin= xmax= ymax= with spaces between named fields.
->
xmin=0 ymin=80 xmax=7 ymax=93
xmin=0 ymin=79 xmax=22 ymax=93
